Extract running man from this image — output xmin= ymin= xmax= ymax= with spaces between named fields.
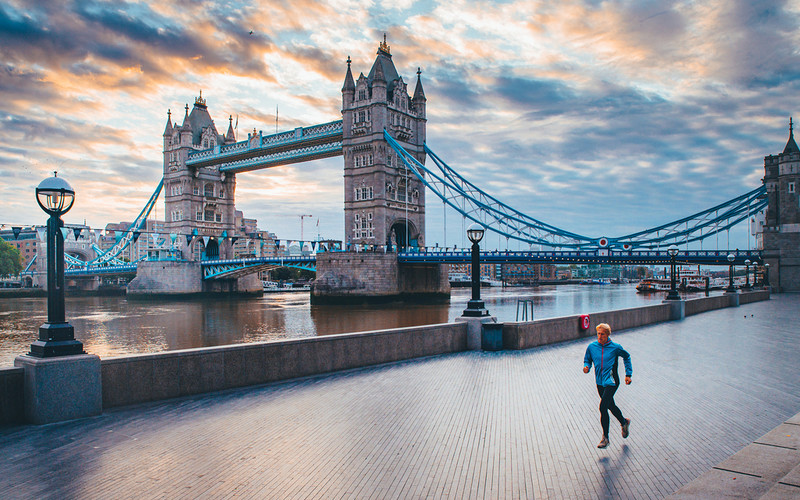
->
xmin=583 ymin=322 xmax=632 ymax=448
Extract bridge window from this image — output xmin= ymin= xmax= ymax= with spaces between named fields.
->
xmin=205 ymin=209 xmax=215 ymax=221
xmin=203 ymin=139 xmax=208 ymax=148
xmin=196 ymin=211 xmax=202 ymax=220
xmin=219 ymin=189 xmax=224 ymax=198
xmin=358 ymin=90 xmax=366 ymax=101
xmin=193 ymin=186 xmax=200 ymax=196
xmin=216 ymin=213 xmax=222 ymax=222
xmin=790 ymin=182 xmax=796 ymax=194
xmin=358 ymin=111 xmax=365 ymax=123
xmin=204 ymin=183 xmax=214 ymax=197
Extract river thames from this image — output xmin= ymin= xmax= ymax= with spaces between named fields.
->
xmin=0 ymin=284 xmax=716 ymax=367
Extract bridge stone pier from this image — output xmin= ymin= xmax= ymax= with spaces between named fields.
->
xmin=761 ymin=118 xmax=800 ymax=292
xmin=127 ymin=261 xmax=261 ymax=297
xmin=312 ymin=252 xmax=449 ymax=304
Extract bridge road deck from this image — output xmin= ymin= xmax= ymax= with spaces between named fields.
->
xmin=1 ymin=294 xmax=798 ymax=499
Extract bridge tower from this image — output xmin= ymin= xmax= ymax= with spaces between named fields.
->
xmin=341 ymin=36 xmax=427 ymax=250
xmin=762 ymin=118 xmax=800 ymax=291
xmin=162 ymin=93 xmax=238 ymax=260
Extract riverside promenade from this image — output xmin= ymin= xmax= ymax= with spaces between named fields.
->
xmin=1 ymin=294 xmax=798 ymax=499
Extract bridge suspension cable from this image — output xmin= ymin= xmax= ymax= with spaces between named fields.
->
xmin=384 ymin=130 xmax=767 ymax=250
xmin=83 ymin=179 xmax=164 ymax=266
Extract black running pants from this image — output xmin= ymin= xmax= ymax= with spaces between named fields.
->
xmin=596 ymin=384 xmax=625 ymax=438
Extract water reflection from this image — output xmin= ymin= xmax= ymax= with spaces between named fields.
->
xmin=0 ymin=284 xmax=719 ymax=367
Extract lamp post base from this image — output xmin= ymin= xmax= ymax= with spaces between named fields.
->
xmin=665 ymin=290 xmax=681 ymax=301
xmin=462 ymin=299 xmax=490 ymax=317
xmin=30 ymin=322 xmax=84 ymax=358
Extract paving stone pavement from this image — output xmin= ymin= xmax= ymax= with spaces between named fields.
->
xmin=1 ymin=294 xmax=798 ymax=499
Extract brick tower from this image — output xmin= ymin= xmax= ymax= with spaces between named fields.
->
xmin=162 ymin=93 xmax=238 ymax=260
xmin=341 ymin=36 xmax=427 ymax=250
xmin=761 ymin=117 xmax=800 ymax=291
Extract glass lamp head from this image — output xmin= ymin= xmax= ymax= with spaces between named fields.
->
xmin=727 ymin=253 xmax=735 ymax=263
xmin=36 ymin=173 xmax=75 ymax=216
xmin=744 ymin=259 xmax=751 ymax=266
xmin=466 ymin=223 xmax=485 ymax=244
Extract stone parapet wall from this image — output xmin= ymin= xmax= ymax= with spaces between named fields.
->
xmin=100 ymin=322 xmax=467 ymax=409
xmin=503 ymin=304 xmax=673 ymax=350
xmin=503 ymin=291 xmax=769 ymax=350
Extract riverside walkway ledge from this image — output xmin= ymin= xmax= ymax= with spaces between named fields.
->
xmin=0 ymin=293 xmax=795 ymax=499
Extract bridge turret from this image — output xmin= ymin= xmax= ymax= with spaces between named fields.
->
xmin=341 ymin=37 xmax=427 ymax=251
xmin=761 ymin=116 xmax=800 ymax=291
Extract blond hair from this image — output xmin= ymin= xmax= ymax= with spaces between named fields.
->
xmin=596 ymin=323 xmax=611 ymax=335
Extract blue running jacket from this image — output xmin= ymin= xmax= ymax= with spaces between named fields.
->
xmin=584 ymin=339 xmax=632 ymax=387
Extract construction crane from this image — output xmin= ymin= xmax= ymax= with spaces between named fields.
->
xmin=299 ymin=214 xmax=313 ymax=242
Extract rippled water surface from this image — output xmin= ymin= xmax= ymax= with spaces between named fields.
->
xmin=0 ymin=284 xmax=717 ymax=366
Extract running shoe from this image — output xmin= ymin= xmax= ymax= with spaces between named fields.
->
xmin=622 ymin=418 xmax=631 ymax=438
xmin=597 ymin=437 xmax=609 ymax=448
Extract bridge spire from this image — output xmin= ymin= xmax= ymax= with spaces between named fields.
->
xmin=163 ymin=109 xmax=173 ymax=136
xmin=225 ymin=115 xmax=235 ymax=143
xmin=783 ymin=116 xmax=799 ymax=154
xmin=413 ymin=67 xmax=426 ymax=102
xmin=342 ymin=55 xmax=355 ymax=93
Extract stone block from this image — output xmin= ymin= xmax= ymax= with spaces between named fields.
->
xmin=128 ymin=359 xmax=155 ymax=404
xmin=242 ymin=345 xmax=266 ymax=385
xmin=779 ymin=462 xmax=800 ymax=487
xmin=755 ymin=424 xmax=800 ymax=449
xmin=198 ymin=351 xmax=225 ymax=393
xmin=715 ymin=443 xmax=800 ymax=483
xmin=151 ymin=355 xmax=180 ymax=401
xmin=667 ymin=468 xmax=770 ymax=499
xmin=101 ymin=360 xmax=127 ymax=408
xmin=0 ymin=368 xmax=24 ymax=425
xmin=179 ymin=355 xmax=203 ymax=395
xmin=223 ymin=348 xmax=246 ymax=389
xmin=15 ymin=354 xmax=102 ymax=424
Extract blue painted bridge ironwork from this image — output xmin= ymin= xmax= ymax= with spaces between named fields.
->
xmin=201 ymin=256 xmax=317 ymax=280
xmin=398 ymin=249 xmax=762 ymax=266
xmin=186 ymin=121 xmax=343 ymax=173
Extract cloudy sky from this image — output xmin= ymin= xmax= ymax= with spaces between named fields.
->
xmin=1 ymin=0 xmax=797 ymax=250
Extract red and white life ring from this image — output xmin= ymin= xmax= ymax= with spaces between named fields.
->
xmin=598 ymin=237 xmax=609 ymax=248
xmin=580 ymin=314 xmax=590 ymax=330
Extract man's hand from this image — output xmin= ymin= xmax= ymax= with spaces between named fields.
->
xmin=583 ymin=366 xmax=589 ymax=374
xmin=625 ymin=376 xmax=631 ymax=385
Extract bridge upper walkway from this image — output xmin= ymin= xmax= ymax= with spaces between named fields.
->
xmin=1 ymin=294 xmax=797 ymax=499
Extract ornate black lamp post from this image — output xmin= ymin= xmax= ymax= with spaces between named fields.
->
xmin=764 ymin=263 xmax=770 ymax=289
xmin=726 ymin=253 xmax=736 ymax=293
xmin=31 ymin=173 xmax=84 ymax=357
xmin=744 ymin=259 xmax=751 ymax=290
xmin=462 ymin=223 xmax=489 ymax=317
xmin=665 ymin=245 xmax=680 ymax=300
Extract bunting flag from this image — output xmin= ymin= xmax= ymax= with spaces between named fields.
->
xmin=72 ymin=228 xmax=82 ymax=240
xmin=185 ymin=234 xmax=193 ymax=245
xmin=36 ymin=227 xmax=46 ymax=241
xmin=60 ymin=227 xmax=70 ymax=240
xmin=115 ymin=232 xmax=122 ymax=243
xmin=230 ymin=236 xmax=239 ymax=246
xmin=275 ymin=239 xmax=280 ymax=248
xmin=202 ymin=236 xmax=210 ymax=247
xmin=221 ymin=230 xmax=228 ymax=239
xmin=132 ymin=231 xmax=141 ymax=244
xmin=192 ymin=228 xmax=198 ymax=236
xmin=170 ymin=233 xmax=177 ymax=244
xmin=11 ymin=227 xmax=21 ymax=239
xmin=150 ymin=233 xmax=159 ymax=246
xmin=95 ymin=229 xmax=103 ymax=240
xmin=311 ymin=241 xmax=317 ymax=251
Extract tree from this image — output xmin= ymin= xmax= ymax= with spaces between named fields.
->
xmin=0 ymin=238 xmax=22 ymax=278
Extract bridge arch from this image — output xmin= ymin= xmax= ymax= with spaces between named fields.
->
xmin=389 ymin=219 xmax=419 ymax=250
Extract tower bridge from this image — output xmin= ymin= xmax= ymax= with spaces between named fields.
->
xmin=33 ymin=37 xmax=799 ymax=296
